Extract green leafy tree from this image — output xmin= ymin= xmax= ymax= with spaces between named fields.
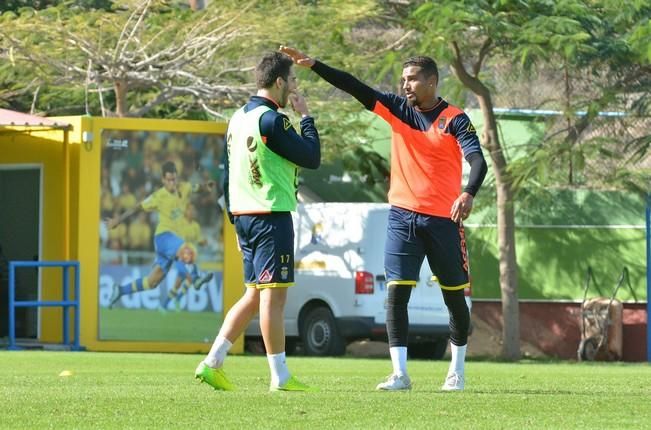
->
xmin=508 ymin=0 xmax=651 ymax=195
xmin=1 ymin=0 xmax=256 ymax=117
xmin=260 ymin=0 xmax=393 ymax=185
xmin=0 ymin=0 xmax=390 ymax=127
xmin=406 ymin=0 xmax=650 ymax=359
xmin=0 ymin=0 xmax=394 ymax=194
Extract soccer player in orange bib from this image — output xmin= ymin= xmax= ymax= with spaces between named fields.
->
xmin=281 ymin=46 xmax=487 ymax=391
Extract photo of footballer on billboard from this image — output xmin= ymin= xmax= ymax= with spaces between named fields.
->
xmin=98 ymin=129 xmax=225 ymax=342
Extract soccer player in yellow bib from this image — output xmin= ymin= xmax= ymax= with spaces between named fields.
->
xmin=195 ymin=52 xmax=320 ymax=392
xmin=106 ymin=161 xmax=214 ymax=308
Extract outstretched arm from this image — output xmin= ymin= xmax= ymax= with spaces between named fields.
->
xmin=105 ymin=203 xmax=142 ymax=230
xmin=280 ymin=45 xmax=378 ymax=110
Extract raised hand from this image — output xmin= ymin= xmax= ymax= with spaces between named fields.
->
xmin=289 ymin=92 xmax=309 ymax=117
xmin=279 ymin=45 xmax=315 ymax=68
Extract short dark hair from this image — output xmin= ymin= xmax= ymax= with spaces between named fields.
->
xmin=403 ymin=56 xmax=439 ymax=81
xmin=162 ymin=161 xmax=177 ymax=176
xmin=255 ymin=52 xmax=293 ymax=89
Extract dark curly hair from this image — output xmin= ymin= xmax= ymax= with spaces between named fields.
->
xmin=403 ymin=56 xmax=439 ymax=82
xmin=255 ymin=52 xmax=293 ymax=89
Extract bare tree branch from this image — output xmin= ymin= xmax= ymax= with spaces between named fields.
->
xmin=30 ymin=85 xmax=40 ymax=114
xmin=376 ymin=29 xmax=416 ymax=54
xmin=1 ymin=1 xmax=257 ymax=117
xmin=114 ymin=0 xmax=151 ymax=64
xmin=450 ymin=41 xmax=487 ymax=96
xmin=473 ymin=37 xmax=492 ymax=77
xmin=85 ymin=59 xmax=92 ymax=115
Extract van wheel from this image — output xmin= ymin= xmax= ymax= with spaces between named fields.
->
xmin=408 ymin=339 xmax=448 ymax=360
xmin=300 ymin=307 xmax=346 ymax=356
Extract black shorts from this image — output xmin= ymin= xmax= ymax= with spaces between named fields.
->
xmin=234 ymin=212 xmax=294 ymax=289
xmin=384 ymin=206 xmax=469 ymax=290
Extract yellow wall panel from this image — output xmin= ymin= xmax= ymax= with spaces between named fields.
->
xmin=2 ymin=116 xmax=243 ymax=353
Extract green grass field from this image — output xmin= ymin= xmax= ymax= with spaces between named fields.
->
xmin=2 ymin=351 xmax=651 ymax=429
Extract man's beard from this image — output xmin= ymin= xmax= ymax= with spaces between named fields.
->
xmin=405 ymin=93 xmax=418 ymax=107
xmin=279 ymin=87 xmax=290 ymax=108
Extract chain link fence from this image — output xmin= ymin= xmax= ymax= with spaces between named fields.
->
xmin=470 ymin=60 xmax=650 ymax=193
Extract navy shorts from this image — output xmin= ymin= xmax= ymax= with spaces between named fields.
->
xmin=384 ymin=206 xmax=469 ymax=290
xmin=234 ymin=212 xmax=294 ymax=288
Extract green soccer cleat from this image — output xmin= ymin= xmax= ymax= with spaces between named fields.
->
xmin=270 ymin=376 xmax=317 ymax=392
xmin=194 ymin=362 xmax=235 ymax=391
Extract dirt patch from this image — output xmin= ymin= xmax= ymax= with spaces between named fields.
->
xmin=346 ymin=314 xmax=547 ymax=359
xmin=467 ymin=314 xmax=546 ymax=359
xmin=346 ymin=340 xmax=389 ymax=358
xmin=246 ymin=313 xmax=548 ymax=359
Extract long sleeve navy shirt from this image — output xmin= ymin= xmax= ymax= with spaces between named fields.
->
xmin=311 ymin=61 xmax=487 ymax=196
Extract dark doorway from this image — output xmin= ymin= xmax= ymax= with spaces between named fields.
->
xmin=0 ymin=167 xmax=41 ymax=340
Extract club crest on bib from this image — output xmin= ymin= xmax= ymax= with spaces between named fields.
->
xmin=438 ymin=117 xmax=446 ymax=129
xmin=246 ymin=136 xmax=257 ymax=152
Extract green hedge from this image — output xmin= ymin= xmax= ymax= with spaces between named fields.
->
xmin=468 ymin=226 xmax=645 ymax=301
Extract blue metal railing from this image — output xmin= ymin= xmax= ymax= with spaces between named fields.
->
xmin=8 ymin=260 xmax=82 ymax=351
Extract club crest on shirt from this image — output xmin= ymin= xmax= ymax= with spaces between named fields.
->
xmin=438 ymin=117 xmax=446 ymax=129
xmin=283 ymin=117 xmax=292 ymax=131
xmin=259 ymin=269 xmax=273 ymax=283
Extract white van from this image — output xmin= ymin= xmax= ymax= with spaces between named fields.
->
xmin=245 ymin=203 xmax=472 ymax=359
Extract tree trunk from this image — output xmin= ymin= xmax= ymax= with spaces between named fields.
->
xmin=114 ymin=79 xmax=128 ymax=117
xmin=495 ymin=174 xmax=520 ymax=360
xmin=476 ymin=93 xmax=521 ymax=361
xmin=451 ymin=57 xmax=522 ymax=360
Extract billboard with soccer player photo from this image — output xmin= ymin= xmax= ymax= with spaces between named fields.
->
xmin=98 ymin=129 xmax=225 ymax=342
